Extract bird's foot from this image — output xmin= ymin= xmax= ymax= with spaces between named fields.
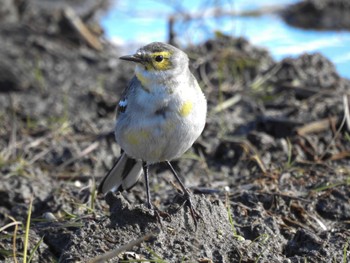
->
xmin=147 ymin=203 xmax=171 ymax=224
xmin=178 ymin=191 xmax=202 ymax=229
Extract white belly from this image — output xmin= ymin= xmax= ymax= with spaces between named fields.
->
xmin=116 ymin=108 xmax=204 ymax=163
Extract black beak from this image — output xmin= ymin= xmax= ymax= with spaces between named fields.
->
xmin=119 ymin=54 xmax=143 ymax=63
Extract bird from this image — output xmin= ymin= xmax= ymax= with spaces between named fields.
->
xmin=98 ymin=42 xmax=207 ymax=224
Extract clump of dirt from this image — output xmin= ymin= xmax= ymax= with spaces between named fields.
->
xmin=0 ymin=1 xmax=350 ymax=262
xmin=282 ymin=0 xmax=350 ymax=30
xmin=59 ymin=193 xmax=244 ymax=262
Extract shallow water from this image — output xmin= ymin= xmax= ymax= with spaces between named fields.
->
xmin=101 ymin=0 xmax=350 ymax=79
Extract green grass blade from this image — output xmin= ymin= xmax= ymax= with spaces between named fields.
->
xmin=23 ymin=197 xmax=33 ymax=263
xmin=28 ymin=235 xmax=44 ymax=263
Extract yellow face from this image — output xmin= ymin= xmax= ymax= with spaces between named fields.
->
xmin=145 ymin=51 xmax=173 ymax=71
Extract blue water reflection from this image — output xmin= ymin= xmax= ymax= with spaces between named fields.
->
xmin=101 ymin=0 xmax=350 ymax=79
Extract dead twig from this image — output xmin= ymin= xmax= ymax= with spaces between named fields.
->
xmin=88 ymin=231 xmax=158 ymax=263
xmin=296 ymin=116 xmax=339 ymax=136
xmin=239 ymin=140 xmax=267 ymax=174
xmin=57 ymin=141 xmax=100 ymax=170
xmin=211 ymin=94 xmax=242 ymax=114
xmin=63 ymin=7 xmax=103 ymax=51
xmin=344 ymin=94 xmax=350 ymax=132
xmin=318 ymin=95 xmax=349 ymax=161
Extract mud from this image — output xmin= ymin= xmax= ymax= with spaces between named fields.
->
xmin=0 ymin=1 xmax=349 ymax=262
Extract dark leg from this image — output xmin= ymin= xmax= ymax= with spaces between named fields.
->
xmin=166 ymin=161 xmax=201 ymax=226
xmin=142 ymin=162 xmax=170 ymax=223
xmin=142 ymin=162 xmax=152 ymax=209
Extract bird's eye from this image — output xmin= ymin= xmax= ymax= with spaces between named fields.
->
xmin=155 ymin=55 xmax=163 ymax=62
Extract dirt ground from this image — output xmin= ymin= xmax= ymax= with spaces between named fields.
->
xmin=0 ymin=1 xmax=349 ymax=262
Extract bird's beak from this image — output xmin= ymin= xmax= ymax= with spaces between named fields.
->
xmin=119 ymin=53 xmax=143 ymax=63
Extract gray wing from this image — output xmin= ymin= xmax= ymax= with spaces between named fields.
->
xmin=99 ymin=76 xmax=144 ymax=194
xmin=116 ymin=76 xmax=140 ymax=116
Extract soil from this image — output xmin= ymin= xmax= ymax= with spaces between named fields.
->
xmin=0 ymin=1 xmax=349 ymax=263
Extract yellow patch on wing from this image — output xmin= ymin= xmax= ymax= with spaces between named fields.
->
xmin=179 ymin=101 xmax=193 ymax=117
xmin=125 ymin=130 xmax=150 ymax=145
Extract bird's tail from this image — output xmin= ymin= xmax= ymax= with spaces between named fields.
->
xmin=98 ymin=152 xmax=143 ymax=194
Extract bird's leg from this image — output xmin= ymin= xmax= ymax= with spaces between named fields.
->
xmin=166 ymin=161 xmax=201 ymax=226
xmin=142 ymin=162 xmax=153 ymax=209
xmin=142 ymin=162 xmax=169 ymax=222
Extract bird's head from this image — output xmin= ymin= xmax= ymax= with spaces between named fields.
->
xmin=120 ymin=42 xmax=189 ymax=79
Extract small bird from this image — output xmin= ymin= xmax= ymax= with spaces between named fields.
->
xmin=98 ymin=42 xmax=207 ymax=223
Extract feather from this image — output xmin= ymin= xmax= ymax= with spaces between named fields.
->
xmin=98 ymin=152 xmax=143 ymax=194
